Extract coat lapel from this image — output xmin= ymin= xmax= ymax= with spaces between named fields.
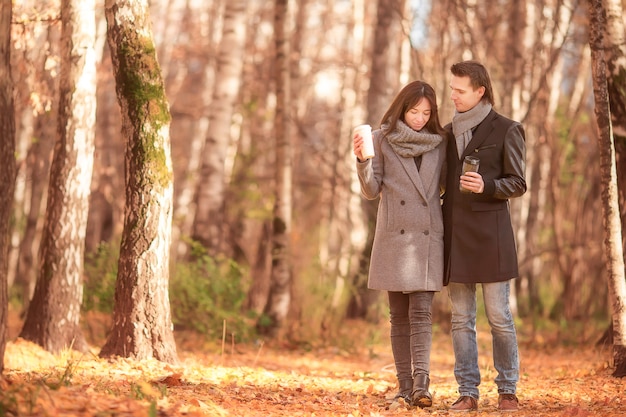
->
xmin=395 ymin=149 xmax=439 ymax=200
xmin=395 ymin=153 xmax=426 ymax=200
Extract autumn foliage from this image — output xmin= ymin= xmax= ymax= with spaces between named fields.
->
xmin=2 ymin=308 xmax=626 ymax=417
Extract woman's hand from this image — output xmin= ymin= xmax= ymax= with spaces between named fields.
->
xmin=353 ymin=133 xmax=366 ymax=161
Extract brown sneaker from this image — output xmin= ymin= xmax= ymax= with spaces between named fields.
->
xmin=498 ymin=394 xmax=519 ymax=412
xmin=450 ymin=396 xmax=478 ymax=412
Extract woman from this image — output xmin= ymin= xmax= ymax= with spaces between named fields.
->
xmin=353 ymin=81 xmax=447 ymax=408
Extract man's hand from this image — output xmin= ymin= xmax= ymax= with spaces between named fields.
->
xmin=460 ymin=171 xmax=484 ymax=194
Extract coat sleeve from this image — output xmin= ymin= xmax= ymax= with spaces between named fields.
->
xmin=356 ymin=131 xmax=384 ymax=200
xmin=483 ymin=122 xmax=527 ymax=199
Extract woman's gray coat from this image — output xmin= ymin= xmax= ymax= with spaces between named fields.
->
xmin=357 ymin=128 xmax=446 ymax=292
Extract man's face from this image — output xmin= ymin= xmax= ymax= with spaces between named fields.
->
xmin=450 ymin=75 xmax=485 ymax=113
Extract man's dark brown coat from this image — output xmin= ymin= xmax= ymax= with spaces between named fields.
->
xmin=442 ymin=110 xmax=526 ymax=284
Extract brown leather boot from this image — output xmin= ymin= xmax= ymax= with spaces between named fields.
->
xmin=392 ymin=379 xmax=413 ymax=404
xmin=411 ymin=374 xmax=432 ymax=408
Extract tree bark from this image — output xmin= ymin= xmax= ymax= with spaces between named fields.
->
xmin=588 ymin=0 xmax=626 ymax=377
xmin=19 ymin=0 xmax=97 ymax=353
xmin=100 ymin=0 xmax=178 ymax=364
xmin=0 ymin=0 xmax=16 ymax=374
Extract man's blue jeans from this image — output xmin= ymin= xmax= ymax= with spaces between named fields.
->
xmin=448 ymin=281 xmax=519 ymax=399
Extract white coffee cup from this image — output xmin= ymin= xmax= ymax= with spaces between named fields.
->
xmin=354 ymin=124 xmax=375 ymax=160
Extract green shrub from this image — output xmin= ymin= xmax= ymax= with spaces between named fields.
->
xmin=83 ymin=240 xmax=119 ymax=313
xmin=83 ymin=239 xmax=255 ymax=342
xmin=169 ymin=242 xmax=255 ymax=342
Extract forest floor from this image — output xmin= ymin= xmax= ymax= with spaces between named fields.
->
xmin=2 ymin=307 xmax=625 ymax=417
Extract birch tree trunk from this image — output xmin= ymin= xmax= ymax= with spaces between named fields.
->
xmin=9 ymin=4 xmax=59 ymax=312
xmin=0 ymin=0 xmax=16 ymax=374
xmin=100 ymin=0 xmax=178 ymax=363
xmin=14 ymin=134 xmax=53 ymax=311
xmin=341 ymin=0 xmax=372 ymax=320
xmin=86 ymin=6 xmax=121 ymax=255
xmin=169 ymin=2 xmax=215 ymax=259
xmin=316 ymin=0 xmax=371 ymax=331
xmin=588 ymin=0 xmax=626 ymax=377
xmin=192 ymin=0 xmax=247 ymax=256
xmin=602 ymin=0 xmax=626 ymax=139
xmin=367 ymin=0 xmax=406 ymax=124
xmin=19 ymin=0 xmax=96 ymax=353
xmin=259 ymin=0 xmax=293 ymax=338
xmin=602 ymin=0 xmax=626 ymax=285
xmin=349 ymin=0 xmax=405 ymax=319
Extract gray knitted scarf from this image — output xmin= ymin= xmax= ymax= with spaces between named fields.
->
xmin=383 ymin=120 xmax=442 ymax=158
xmin=452 ymin=100 xmax=492 ymax=157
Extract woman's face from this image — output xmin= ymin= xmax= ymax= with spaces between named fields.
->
xmin=404 ymin=98 xmax=432 ymax=131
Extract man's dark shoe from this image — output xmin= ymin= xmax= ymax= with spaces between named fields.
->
xmin=498 ymin=394 xmax=519 ymax=412
xmin=450 ymin=395 xmax=478 ymax=412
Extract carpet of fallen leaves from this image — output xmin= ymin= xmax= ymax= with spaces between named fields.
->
xmin=2 ymin=309 xmax=625 ymax=417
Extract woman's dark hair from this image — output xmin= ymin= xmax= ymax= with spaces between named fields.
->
xmin=379 ymin=80 xmax=445 ymax=136
xmin=450 ymin=60 xmax=495 ymax=106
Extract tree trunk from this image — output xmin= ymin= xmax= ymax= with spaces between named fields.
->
xmin=99 ymin=0 xmax=178 ymax=364
xmin=14 ymin=133 xmax=54 ymax=312
xmin=588 ymin=0 xmax=626 ymax=377
xmin=86 ymin=6 xmax=121 ymax=255
xmin=259 ymin=0 xmax=293 ymax=339
xmin=598 ymin=0 xmax=626 ymax=360
xmin=19 ymin=0 xmax=97 ymax=353
xmin=340 ymin=0 xmax=372 ymax=321
xmin=349 ymin=0 xmax=406 ymax=319
xmin=9 ymin=15 xmax=59 ymax=311
xmin=192 ymin=0 xmax=247 ymax=256
xmin=602 ymin=0 xmax=626 ymax=138
xmin=169 ymin=2 xmax=215 ymax=260
xmin=151 ymin=0 xmax=188 ymax=82
xmin=367 ymin=0 xmax=406 ymax=125
xmin=0 ymin=0 xmax=16 ymax=374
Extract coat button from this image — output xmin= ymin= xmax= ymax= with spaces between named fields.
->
xmin=400 ymin=229 xmax=405 ymax=234
xmin=401 ymin=200 xmax=406 ymax=205
xmin=423 ymin=230 xmax=429 ymax=235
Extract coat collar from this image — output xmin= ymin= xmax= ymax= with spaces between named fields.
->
xmin=459 ymin=110 xmax=497 ymax=159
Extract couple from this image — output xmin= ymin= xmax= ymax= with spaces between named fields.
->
xmin=353 ymin=60 xmax=526 ymax=412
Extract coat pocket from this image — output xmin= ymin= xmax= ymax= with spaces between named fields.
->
xmin=470 ymin=200 xmax=507 ymax=212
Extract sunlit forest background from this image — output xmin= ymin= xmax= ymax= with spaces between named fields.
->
xmin=6 ymin=0 xmax=612 ymax=349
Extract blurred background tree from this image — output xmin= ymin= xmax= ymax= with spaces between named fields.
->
xmin=4 ymin=0 xmax=619 ymax=351
xmin=0 ymin=0 xmax=17 ymax=375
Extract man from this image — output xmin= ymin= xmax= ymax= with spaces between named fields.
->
xmin=442 ymin=60 xmax=526 ymax=412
